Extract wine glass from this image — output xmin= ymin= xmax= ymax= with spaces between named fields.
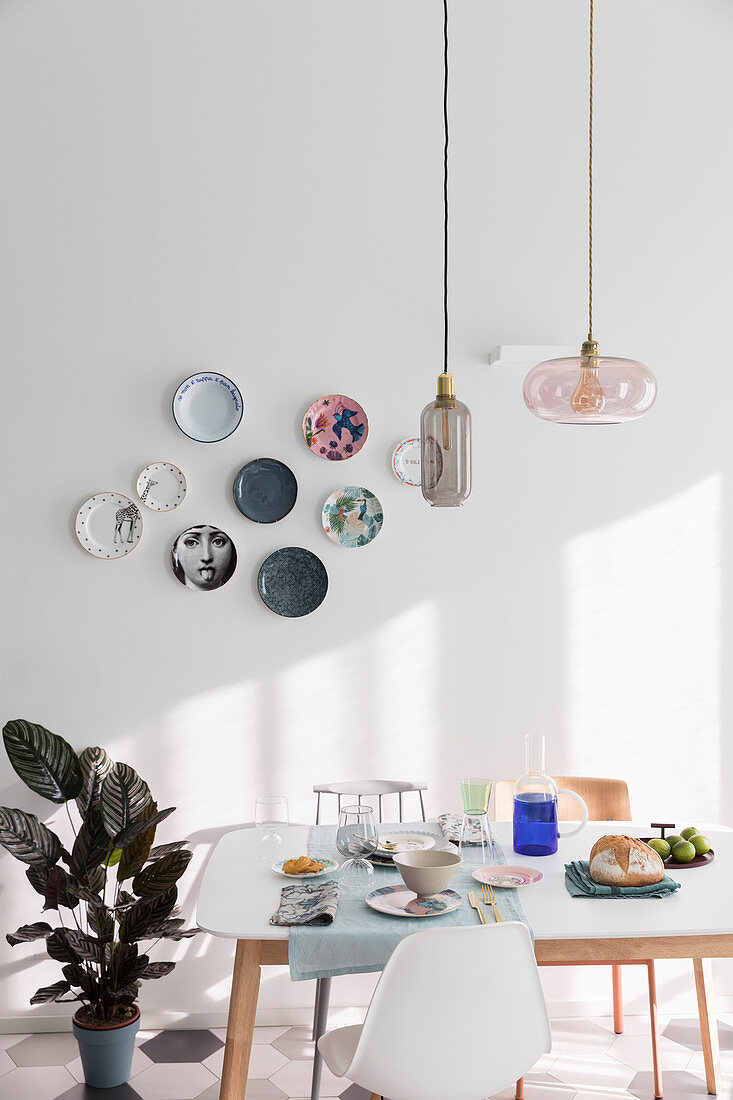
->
xmin=255 ymin=796 xmax=289 ymax=864
xmin=336 ymin=805 xmax=378 ymax=894
xmin=458 ymin=778 xmax=494 ymax=870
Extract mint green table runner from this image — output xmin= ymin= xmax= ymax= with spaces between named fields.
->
xmin=288 ymin=821 xmax=532 ymax=981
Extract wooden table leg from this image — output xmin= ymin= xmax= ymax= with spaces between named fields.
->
xmin=694 ymin=958 xmax=721 ymax=1096
xmin=220 ymin=939 xmax=261 ymax=1100
xmin=612 ymin=964 xmax=624 ymax=1034
xmin=647 ymin=961 xmax=663 ymax=1099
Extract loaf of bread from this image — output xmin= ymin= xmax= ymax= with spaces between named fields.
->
xmin=589 ymin=835 xmax=664 ymax=887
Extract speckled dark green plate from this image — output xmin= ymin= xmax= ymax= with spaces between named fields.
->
xmin=257 ymin=547 xmax=328 ymax=617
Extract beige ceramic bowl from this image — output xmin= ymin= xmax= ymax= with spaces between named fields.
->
xmin=393 ymin=849 xmax=462 ymax=898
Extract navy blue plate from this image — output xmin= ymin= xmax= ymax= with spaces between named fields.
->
xmin=233 ymin=458 xmax=297 ymax=523
xmin=258 ymin=547 xmax=328 ymax=617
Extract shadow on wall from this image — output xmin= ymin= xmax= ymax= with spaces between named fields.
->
xmin=564 ymin=474 xmax=722 ymax=823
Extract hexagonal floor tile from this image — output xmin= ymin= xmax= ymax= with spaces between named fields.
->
xmin=66 ymin=1046 xmax=152 ymax=1083
xmin=139 ymin=1030 xmax=223 ymax=1064
xmin=607 ymin=1034 xmax=693 ymax=1072
xmin=663 ymin=1018 xmax=733 ymax=1052
xmin=7 ymin=1033 xmax=80 ymax=1067
xmin=0 ymin=1065 xmax=76 ymax=1100
xmin=56 ymin=1083 xmax=144 ymax=1100
xmin=686 ymin=1048 xmax=733 ymax=1081
xmin=628 ymin=1069 xmax=713 ymax=1099
xmin=271 ymin=1026 xmax=316 ymax=1061
xmin=338 ymin=1086 xmax=395 ymax=1100
xmin=131 ymin=1061 xmax=217 ymax=1100
xmin=0 ymin=1049 xmax=16 ymax=1076
xmin=0 ymin=1035 xmax=30 ymax=1052
xmin=492 ymin=1071 xmax=575 ymax=1100
xmin=550 ymin=1054 xmax=635 ymax=1091
xmin=270 ymin=1058 xmax=348 ymax=1097
xmin=592 ymin=1015 xmax=671 ymax=1037
xmin=196 ymin=1082 xmax=287 ymax=1100
xmin=550 ymin=1020 xmax=617 ymax=1057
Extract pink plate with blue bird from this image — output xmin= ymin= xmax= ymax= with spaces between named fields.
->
xmin=365 ymin=885 xmax=462 ymax=917
xmin=302 ymin=394 xmax=368 ymax=460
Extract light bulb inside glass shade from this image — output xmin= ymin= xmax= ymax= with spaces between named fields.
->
xmin=420 ymin=373 xmax=471 ymax=507
xmin=523 ymin=354 xmax=656 ymax=424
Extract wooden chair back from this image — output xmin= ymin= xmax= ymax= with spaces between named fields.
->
xmin=494 ymin=776 xmax=631 ymax=822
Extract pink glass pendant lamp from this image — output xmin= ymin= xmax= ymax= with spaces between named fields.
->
xmin=420 ymin=0 xmax=472 ymax=507
xmin=523 ymin=0 xmax=657 ymax=425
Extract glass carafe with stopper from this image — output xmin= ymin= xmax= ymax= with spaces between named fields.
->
xmin=513 ymin=735 xmax=588 ymax=856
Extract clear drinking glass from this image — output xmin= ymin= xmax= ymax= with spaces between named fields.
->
xmin=458 ymin=777 xmax=494 ymax=870
xmin=255 ymin=796 xmax=289 ymax=864
xmin=336 ymin=805 xmax=378 ymax=894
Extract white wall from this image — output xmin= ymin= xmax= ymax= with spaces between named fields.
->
xmin=2 ymin=0 xmax=733 ymax=1029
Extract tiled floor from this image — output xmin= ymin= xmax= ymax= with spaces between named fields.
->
xmin=1 ymin=1015 xmax=732 ymax=1100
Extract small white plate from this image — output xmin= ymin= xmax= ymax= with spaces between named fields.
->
xmin=365 ymin=885 xmax=462 ymax=917
xmin=137 ymin=462 xmax=187 ymax=512
xmin=472 ymin=865 xmax=544 ymax=888
xmin=75 ymin=493 xmax=143 ymax=559
xmin=272 ymin=858 xmax=338 ymax=879
xmin=172 ymin=373 xmax=244 ymax=443
xmin=391 ymin=438 xmax=421 ymax=486
xmin=377 ymin=834 xmax=436 ymax=855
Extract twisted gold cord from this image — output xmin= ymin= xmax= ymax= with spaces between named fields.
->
xmin=588 ymin=0 xmax=594 ymax=343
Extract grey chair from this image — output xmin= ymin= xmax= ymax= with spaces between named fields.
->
xmin=309 ymin=778 xmax=428 ymax=1100
xmin=313 ymin=779 xmax=427 ymax=825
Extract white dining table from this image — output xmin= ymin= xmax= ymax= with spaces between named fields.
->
xmin=197 ymin=821 xmax=733 ymax=1100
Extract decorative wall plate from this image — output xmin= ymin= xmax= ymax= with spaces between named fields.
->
xmin=258 ymin=547 xmax=328 ymax=617
xmin=233 ymin=458 xmax=297 ymax=523
xmin=137 ymin=462 xmax=187 ymax=512
xmin=172 ymin=373 xmax=244 ymax=443
xmin=322 ymin=487 xmax=383 ymax=548
xmin=75 ymin=493 xmax=142 ymax=559
xmin=302 ymin=394 xmax=368 ymax=460
xmin=392 ymin=438 xmax=422 ymax=486
xmin=171 ymin=525 xmax=237 ymax=591
xmin=472 ymin=865 xmax=543 ymax=888
xmin=365 ymin=885 xmax=462 ymax=917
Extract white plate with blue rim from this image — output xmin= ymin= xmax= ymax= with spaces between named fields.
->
xmin=172 ymin=373 xmax=244 ymax=443
xmin=137 ymin=462 xmax=187 ymax=512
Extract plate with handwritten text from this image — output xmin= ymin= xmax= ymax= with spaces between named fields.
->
xmin=392 ymin=438 xmax=421 ymax=486
xmin=172 ymin=373 xmax=244 ymax=443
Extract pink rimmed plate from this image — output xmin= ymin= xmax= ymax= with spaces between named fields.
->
xmin=365 ymin=884 xmax=462 ymax=917
xmin=472 ymin=865 xmax=543 ymax=888
xmin=302 ymin=395 xmax=368 ymax=460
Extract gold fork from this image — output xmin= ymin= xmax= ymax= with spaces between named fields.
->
xmin=481 ymin=881 xmax=504 ymax=922
xmin=468 ymin=890 xmax=488 ymax=924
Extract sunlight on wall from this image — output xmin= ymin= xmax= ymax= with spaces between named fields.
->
xmin=565 ymin=476 xmax=721 ymax=822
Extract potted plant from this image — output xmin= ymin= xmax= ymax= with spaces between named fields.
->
xmin=0 ymin=719 xmax=199 ymax=1088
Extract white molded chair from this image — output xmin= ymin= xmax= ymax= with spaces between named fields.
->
xmin=314 ymin=779 xmax=427 ymax=824
xmin=318 ymin=922 xmax=551 ymax=1100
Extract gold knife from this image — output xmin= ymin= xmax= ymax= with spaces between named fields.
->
xmin=468 ymin=891 xmax=488 ymax=925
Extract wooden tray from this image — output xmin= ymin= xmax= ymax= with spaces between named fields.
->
xmin=640 ymin=837 xmax=714 ymax=870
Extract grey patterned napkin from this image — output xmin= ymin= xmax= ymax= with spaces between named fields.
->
xmin=270 ymin=880 xmax=340 ymax=926
xmin=438 ymin=812 xmax=489 ymax=844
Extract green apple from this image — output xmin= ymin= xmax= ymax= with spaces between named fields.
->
xmin=691 ymin=834 xmax=711 ymax=856
xmin=648 ymin=838 xmax=671 ymax=860
xmin=680 ymin=826 xmax=700 ymax=841
xmin=672 ymin=840 xmax=696 ymax=863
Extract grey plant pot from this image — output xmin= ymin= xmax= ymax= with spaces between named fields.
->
xmin=72 ymin=1005 xmax=141 ymax=1088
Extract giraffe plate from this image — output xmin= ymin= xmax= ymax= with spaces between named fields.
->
xmin=75 ymin=493 xmax=143 ymax=559
xmin=137 ymin=462 xmax=187 ymax=512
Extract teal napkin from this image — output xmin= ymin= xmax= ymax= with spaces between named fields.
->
xmin=565 ymin=860 xmax=681 ymax=898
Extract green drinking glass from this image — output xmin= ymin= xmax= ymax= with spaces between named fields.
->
xmin=459 ymin=777 xmax=492 ymax=817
